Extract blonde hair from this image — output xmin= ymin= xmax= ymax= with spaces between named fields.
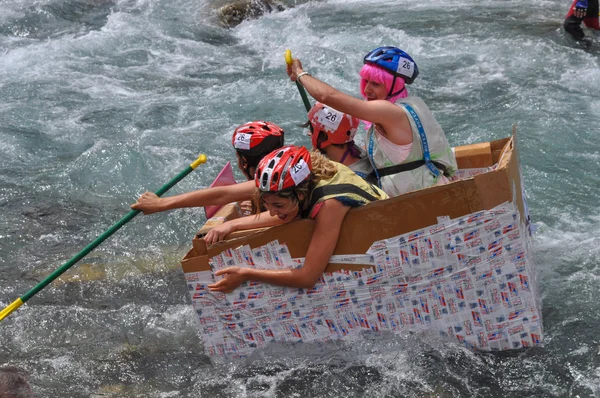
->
xmin=309 ymin=149 xmax=337 ymax=181
xmin=253 ymin=150 xmax=338 ymax=216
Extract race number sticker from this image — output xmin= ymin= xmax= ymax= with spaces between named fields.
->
xmin=290 ymin=159 xmax=311 ymax=186
xmin=315 ymin=106 xmax=343 ymax=133
xmin=234 ymin=133 xmax=252 ymax=150
xmin=396 ymin=57 xmax=415 ymax=78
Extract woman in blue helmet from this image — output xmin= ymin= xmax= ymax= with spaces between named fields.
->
xmin=287 ymin=46 xmax=457 ymax=197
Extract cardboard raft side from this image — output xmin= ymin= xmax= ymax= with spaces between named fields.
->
xmin=181 ymin=135 xmax=518 ymax=274
xmin=453 ymin=136 xmax=509 ymax=169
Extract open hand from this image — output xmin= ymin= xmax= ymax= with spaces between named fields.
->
xmin=208 ymin=267 xmax=247 ymax=292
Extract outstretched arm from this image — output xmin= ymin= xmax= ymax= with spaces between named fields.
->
xmin=131 ymin=180 xmax=255 ymax=214
xmin=202 ymin=211 xmax=284 ymax=244
xmin=208 ymin=199 xmax=350 ymax=292
xmin=287 ymin=58 xmax=411 ymax=145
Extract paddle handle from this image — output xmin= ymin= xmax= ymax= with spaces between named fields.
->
xmin=0 ymin=154 xmax=207 ymax=321
xmin=285 ymin=49 xmax=313 ymax=113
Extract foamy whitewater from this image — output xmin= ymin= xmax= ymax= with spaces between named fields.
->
xmin=1 ymin=0 xmax=599 ymax=396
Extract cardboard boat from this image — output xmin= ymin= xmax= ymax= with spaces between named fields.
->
xmin=181 ymin=131 xmax=542 ymax=358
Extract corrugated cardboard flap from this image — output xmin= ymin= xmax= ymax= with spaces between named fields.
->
xmin=182 ymin=135 xmax=519 ymax=274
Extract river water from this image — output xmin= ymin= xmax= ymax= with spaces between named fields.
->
xmin=1 ymin=0 xmax=599 ymax=396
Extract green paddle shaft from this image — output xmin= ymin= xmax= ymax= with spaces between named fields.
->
xmin=285 ymin=49 xmax=313 ymax=129
xmin=0 ymin=154 xmax=207 ymax=321
xmin=295 ymin=81 xmax=312 ymax=113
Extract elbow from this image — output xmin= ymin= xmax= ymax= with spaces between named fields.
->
xmin=297 ymin=274 xmax=321 ymax=289
xmin=316 ymin=91 xmax=335 ymax=105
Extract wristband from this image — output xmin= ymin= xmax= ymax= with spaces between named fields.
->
xmin=297 ymin=71 xmax=311 ymax=82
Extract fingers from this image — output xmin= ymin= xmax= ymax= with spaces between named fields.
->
xmin=139 ymin=191 xmax=157 ymax=200
xmin=131 ymin=191 xmax=148 ymax=208
xmin=208 ymin=279 xmax=234 ymax=293
xmin=208 ymin=280 xmax=227 ymax=292
xmin=205 ymin=226 xmax=232 ymax=244
xmin=131 ymin=192 xmax=155 ymax=206
xmin=203 ymin=231 xmax=216 ymax=244
xmin=208 ymin=278 xmax=225 ymax=288
xmin=203 ymin=229 xmax=225 ymax=244
xmin=287 ymin=65 xmax=296 ymax=81
xmin=131 ymin=201 xmax=144 ymax=211
xmin=287 ymin=58 xmax=304 ymax=81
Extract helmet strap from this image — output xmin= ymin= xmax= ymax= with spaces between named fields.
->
xmin=339 ymin=147 xmax=351 ymax=164
xmin=387 ymin=75 xmax=406 ymax=99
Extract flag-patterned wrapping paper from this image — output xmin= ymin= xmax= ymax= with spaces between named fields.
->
xmin=185 ymin=201 xmax=541 ymax=358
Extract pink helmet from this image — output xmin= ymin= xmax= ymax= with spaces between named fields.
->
xmin=308 ymin=103 xmax=359 ymax=150
xmin=255 ymin=146 xmax=312 ymax=192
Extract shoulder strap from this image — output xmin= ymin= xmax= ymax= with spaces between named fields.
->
xmin=367 ymin=103 xmax=445 ymax=187
xmin=369 ymin=159 xmax=450 ymax=180
xmin=401 ymin=103 xmax=441 ymax=178
xmin=366 ymin=127 xmax=383 ymax=189
xmin=302 ymin=183 xmax=380 ymax=218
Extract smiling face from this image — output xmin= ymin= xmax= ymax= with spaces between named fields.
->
xmin=261 ymin=192 xmax=301 ymax=223
xmin=362 ymin=79 xmax=388 ymax=101
xmin=359 ymin=63 xmax=408 ymax=103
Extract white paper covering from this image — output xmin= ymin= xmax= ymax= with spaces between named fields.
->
xmin=185 ymin=201 xmax=542 ymax=358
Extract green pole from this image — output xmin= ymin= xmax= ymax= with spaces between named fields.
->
xmin=0 ymin=154 xmax=207 ymax=321
xmin=285 ymin=49 xmax=313 ymax=129
xmin=295 ymin=81 xmax=312 ymax=113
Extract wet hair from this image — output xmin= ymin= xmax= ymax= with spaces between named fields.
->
xmin=253 ymin=150 xmax=337 ymax=218
xmin=0 ymin=366 xmax=33 ymax=398
xmin=359 ymin=63 xmax=408 ymax=104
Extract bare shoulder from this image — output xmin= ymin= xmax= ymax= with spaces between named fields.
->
xmin=315 ymin=198 xmax=351 ymax=221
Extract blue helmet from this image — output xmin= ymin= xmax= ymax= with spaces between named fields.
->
xmin=363 ymin=46 xmax=419 ymax=84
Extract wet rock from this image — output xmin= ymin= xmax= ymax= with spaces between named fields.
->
xmin=217 ymin=0 xmax=289 ymax=28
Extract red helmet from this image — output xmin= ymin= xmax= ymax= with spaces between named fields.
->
xmin=255 ymin=146 xmax=312 ymax=192
xmin=231 ymin=121 xmax=285 ymax=156
xmin=308 ymin=103 xmax=359 ymax=150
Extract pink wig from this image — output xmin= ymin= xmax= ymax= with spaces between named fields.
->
xmin=359 ymin=63 xmax=408 ymax=104
xmin=359 ymin=64 xmax=409 ymax=128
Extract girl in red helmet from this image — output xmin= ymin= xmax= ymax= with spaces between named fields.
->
xmin=131 ymin=121 xmax=284 ymax=214
xmin=307 ymin=102 xmax=373 ymax=180
xmin=231 ymin=121 xmax=286 ymax=180
xmin=204 ymin=145 xmax=387 ymax=292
